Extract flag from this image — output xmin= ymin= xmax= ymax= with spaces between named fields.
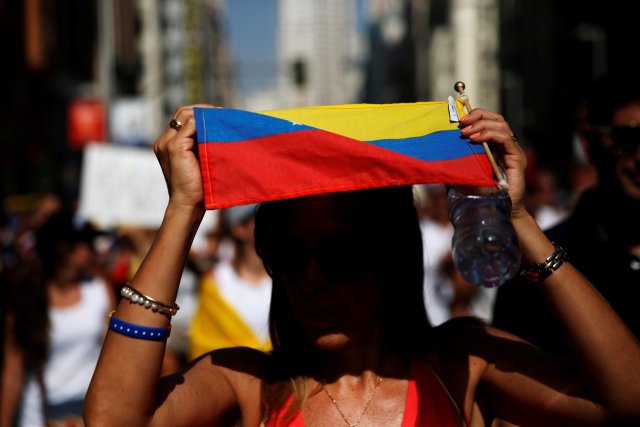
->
xmin=195 ymin=101 xmax=493 ymax=209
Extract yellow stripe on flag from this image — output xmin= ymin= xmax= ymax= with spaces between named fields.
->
xmin=261 ymin=100 xmax=466 ymax=141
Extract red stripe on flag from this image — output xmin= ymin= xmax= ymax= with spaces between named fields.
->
xmin=198 ymin=129 xmax=492 ymax=209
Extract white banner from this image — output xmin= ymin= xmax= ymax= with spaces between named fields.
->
xmin=79 ymin=143 xmax=168 ymax=228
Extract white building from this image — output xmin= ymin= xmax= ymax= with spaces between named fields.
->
xmin=276 ymin=0 xmax=364 ymax=108
xmin=426 ymin=0 xmax=500 ymax=111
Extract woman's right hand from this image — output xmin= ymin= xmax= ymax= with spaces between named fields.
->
xmin=153 ymin=105 xmax=216 ymax=211
xmin=458 ymin=108 xmax=528 ymax=219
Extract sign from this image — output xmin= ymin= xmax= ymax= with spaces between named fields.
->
xmin=67 ymin=98 xmax=107 ymax=150
xmin=110 ymin=97 xmax=158 ymax=146
xmin=79 ymin=144 xmax=168 ymax=228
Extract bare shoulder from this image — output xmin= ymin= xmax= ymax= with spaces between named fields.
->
xmin=430 ymin=317 xmax=581 ymax=424
xmin=195 ymin=345 xmax=271 ymax=375
xmin=431 ymin=315 xmax=494 ymax=357
xmin=429 ymin=317 xmax=527 ymax=421
xmin=432 ymin=315 xmax=530 ymax=360
xmin=429 ymin=317 xmax=491 ymax=387
xmin=155 ymin=347 xmax=270 ymax=426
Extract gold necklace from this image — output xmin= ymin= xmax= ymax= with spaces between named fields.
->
xmin=321 ymin=377 xmax=384 ymax=427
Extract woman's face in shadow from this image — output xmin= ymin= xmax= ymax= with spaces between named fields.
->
xmin=266 ymin=194 xmax=387 ymax=351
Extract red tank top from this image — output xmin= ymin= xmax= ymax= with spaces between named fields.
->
xmin=265 ymin=358 xmax=469 ymax=426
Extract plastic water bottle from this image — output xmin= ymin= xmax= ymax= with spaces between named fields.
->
xmin=446 ymin=184 xmax=521 ymax=288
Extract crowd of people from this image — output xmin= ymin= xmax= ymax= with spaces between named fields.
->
xmin=0 ymin=70 xmax=638 ymax=426
xmin=1 ymin=199 xmax=114 ymax=427
xmin=493 ymin=70 xmax=640 ymax=355
xmin=1 ymin=194 xmax=272 ymax=426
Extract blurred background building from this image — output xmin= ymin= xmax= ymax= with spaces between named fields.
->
xmin=1 ymin=0 xmax=638 ymax=211
xmin=275 ymin=0 xmax=363 ymax=109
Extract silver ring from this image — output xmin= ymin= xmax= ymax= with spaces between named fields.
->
xmin=510 ymin=132 xmax=518 ymax=142
xmin=169 ymin=118 xmax=183 ymax=131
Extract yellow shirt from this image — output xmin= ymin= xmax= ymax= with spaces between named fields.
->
xmin=188 ymin=269 xmax=271 ymax=361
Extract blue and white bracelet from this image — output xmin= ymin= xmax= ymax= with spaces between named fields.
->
xmin=108 ymin=312 xmax=171 ymax=341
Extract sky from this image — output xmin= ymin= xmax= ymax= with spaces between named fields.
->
xmin=225 ymin=0 xmax=278 ymax=98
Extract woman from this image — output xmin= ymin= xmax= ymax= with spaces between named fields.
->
xmin=2 ymin=209 xmax=114 ymax=427
xmin=85 ymin=105 xmax=640 ymax=426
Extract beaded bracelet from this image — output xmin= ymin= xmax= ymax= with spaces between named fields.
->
xmin=120 ymin=284 xmax=179 ymax=316
xmin=108 ymin=311 xmax=171 ymax=341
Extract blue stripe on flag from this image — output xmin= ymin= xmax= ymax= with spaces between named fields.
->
xmin=195 ymin=108 xmax=315 ymax=143
xmin=368 ymin=130 xmax=484 ymax=161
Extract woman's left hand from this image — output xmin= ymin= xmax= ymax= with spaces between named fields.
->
xmin=459 ymin=108 xmax=527 ymax=218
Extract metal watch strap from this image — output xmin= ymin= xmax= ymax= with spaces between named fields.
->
xmin=520 ymin=242 xmax=568 ymax=284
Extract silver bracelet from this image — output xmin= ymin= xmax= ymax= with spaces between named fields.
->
xmin=120 ymin=284 xmax=179 ymax=316
xmin=519 ymin=242 xmax=568 ymax=285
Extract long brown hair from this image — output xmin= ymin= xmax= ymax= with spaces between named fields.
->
xmin=6 ymin=210 xmax=97 ymax=414
xmin=254 ymin=186 xmax=433 ymax=421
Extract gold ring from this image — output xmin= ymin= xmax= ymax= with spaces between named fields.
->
xmin=169 ymin=118 xmax=183 ymax=131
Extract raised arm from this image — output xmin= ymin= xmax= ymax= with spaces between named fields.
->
xmin=85 ymin=106 xmax=247 ymax=427
xmin=459 ymin=109 xmax=640 ymax=425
